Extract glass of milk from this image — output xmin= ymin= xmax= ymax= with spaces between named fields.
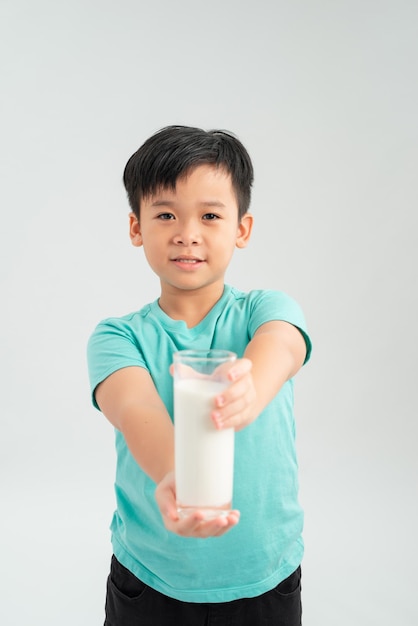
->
xmin=173 ymin=349 xmax=237 ymax=519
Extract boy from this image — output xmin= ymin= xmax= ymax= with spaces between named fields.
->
xmin=87 ymin=125 xmax=312 ymax=625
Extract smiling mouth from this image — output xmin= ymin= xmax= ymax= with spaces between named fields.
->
xmin=172 ymin=257 xmax=204 ymax=263
xmin=171 ymin=257 xmax=206 ymax=270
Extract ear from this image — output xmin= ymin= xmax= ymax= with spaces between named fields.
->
xmin=236 ymin=213 xmax=253 ymax=249
xmin=129 ymin=212 xmax=143 ymax=247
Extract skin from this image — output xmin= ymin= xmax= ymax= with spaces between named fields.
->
xmin=95 ymin=164 xmax=307 ymax=538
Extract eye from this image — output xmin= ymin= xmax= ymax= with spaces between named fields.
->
xmin=157 ymin=213 xmax=175 ymax=220
xmin=202 ymin=213 xmax=220 ymax=221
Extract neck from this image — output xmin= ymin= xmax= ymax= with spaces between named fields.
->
xmin=158 ymin=283 xmax=225 ymax=328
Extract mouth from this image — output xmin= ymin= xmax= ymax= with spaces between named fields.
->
xmin=171 ymin=256 xmax=205 ymax=269
xmin=171 ymin=255 xmax=205 ymax=262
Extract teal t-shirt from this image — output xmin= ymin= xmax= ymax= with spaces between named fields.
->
xmin=87 ymin=285 xmax=312 ymax=603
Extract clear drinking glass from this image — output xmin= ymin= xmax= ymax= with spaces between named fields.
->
xmin=173 ymin=349 xmax=236 ymax=519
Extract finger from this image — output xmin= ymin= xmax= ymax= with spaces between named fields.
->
xmin=212 ymin=398 xmax=247 ymax=428
xmin=212 ymin=358 xmax=251 ymax=384
xmin=172 ymin=513 xmax=227 ymax=538
xmin=170 ymin=510 xmax=240 ymax=538
xmin=226 ymin=358 xmax=252 ymax=382
xmin=176 ymin=512 xmax=209 ymax=535
xmin=214 ymin=376 xmax=249 ymax=409
xmin=189 ymin=514 xmax=238 ymax=538
xmin=213 ymin=385 xmax=256 ymax=429
xmin=212 ymin=511 xmax=241 ymax=536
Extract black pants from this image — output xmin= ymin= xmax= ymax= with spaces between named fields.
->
xmin=105 ymin=555 xmax=302 ymax=626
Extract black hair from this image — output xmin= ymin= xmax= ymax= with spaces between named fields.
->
xmin=123 ymin=125 xmax=254 ymax=219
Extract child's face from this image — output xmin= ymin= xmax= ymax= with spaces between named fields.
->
xmin=129 ymin=164 xmax=252 ymax=296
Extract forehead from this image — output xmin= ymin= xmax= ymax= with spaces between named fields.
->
xmin=147 ymin=164 xmax=235 ymax=199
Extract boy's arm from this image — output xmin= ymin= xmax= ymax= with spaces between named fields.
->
xmin=211 ymin=320 xmax=307 ymax=431
xmin=95 ymin=365 xmax=240 ymax=537
xmin=95 ymin=366 xmax=174 ymax=483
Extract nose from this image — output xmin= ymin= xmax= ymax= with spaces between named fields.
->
xmin=173 ymin=220 xmax=201 ymax=246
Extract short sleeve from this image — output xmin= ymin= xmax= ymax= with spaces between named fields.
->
xmin=247 ymin=290 xmax=312 ymax=364
xmin=87 ymin=317 xmax=148 ymax=410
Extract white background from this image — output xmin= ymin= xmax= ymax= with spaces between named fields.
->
xmin=1 ymin=1 xmax=417 ymax=624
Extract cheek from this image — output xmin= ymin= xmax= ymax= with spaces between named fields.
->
xmin=140 ymin=241 xmax=159 ymax=265
xmin=216 ymin=241 xmax=237 ymax=265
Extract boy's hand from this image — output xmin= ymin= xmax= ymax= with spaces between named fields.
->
xmin=155 ymin=472 xmax=240 ymax=538
xmin=211 ymin=358 xmax=257 ymax=431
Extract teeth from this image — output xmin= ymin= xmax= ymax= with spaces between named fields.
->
xmin=177 ymin=258 xmax=198 ymax=263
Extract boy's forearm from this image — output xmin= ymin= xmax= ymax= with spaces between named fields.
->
xmin=244 ymin=322 xmax=306 ymax=418
xmin=116 ymin=405 xmax=174 ymax=484
xmin=95 ymin=368 xmax=175 ymax=484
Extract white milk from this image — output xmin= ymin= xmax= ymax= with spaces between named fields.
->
xmin=174 ymin=378 xmax=234 ymax=515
